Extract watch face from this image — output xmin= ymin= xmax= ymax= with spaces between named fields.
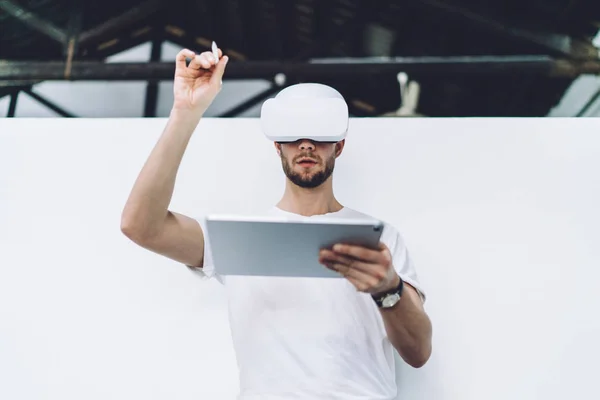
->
xmin=382 ymin=293 xmax=400 ymax=308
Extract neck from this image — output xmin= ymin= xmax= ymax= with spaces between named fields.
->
xmin=276 ymin=178 xmax=343 ymax=217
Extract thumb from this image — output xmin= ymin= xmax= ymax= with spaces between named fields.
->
xmin=210 ymin=55 xmax=229 ymax=86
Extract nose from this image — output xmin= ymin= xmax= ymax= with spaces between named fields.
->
xmin=297 ymin=139 xmax=316 ymax=151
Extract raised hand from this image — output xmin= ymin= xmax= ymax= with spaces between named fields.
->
xmin=172 ymin=47 xmax=229 ymax=116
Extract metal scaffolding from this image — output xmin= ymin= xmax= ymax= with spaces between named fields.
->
xmin=1 ymin=0 xmax=599 ymax=118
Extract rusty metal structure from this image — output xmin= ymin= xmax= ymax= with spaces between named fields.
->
xmin=1 ymin=0 xmax=599 ymax=117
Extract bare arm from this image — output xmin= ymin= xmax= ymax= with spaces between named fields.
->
xmin=120 ymin=111 xmax=205 ymax=266
xmin=319 ymin=242 xmax=432 ymax=368
xmin=121 ymin=47 xmax=229 ymax=268
xmin=379 ymin=277 xmax=432 ymax=368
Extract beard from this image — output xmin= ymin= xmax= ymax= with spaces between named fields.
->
xmin=281 ymin=151 xmax=335 ymax=189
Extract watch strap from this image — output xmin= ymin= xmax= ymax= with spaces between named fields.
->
xmin=372 ymin=276 xmax=404 ymax=307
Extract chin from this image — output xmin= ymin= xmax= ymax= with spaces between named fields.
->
xmin=296 ymin=164 xmax=320 ymax=172
xmin=298 ymin=168 xmax=319 ymax=174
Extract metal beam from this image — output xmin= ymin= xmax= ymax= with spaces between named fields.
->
xmin=2 ymin=56 xmax=599 ymax=83
xmin=78 ymin=0 xmax=164 ymax=46
xmin=23 ymin=89 xmax=76 ymax=117
xmin=83 ymin=27 xmax=155 ymax=60
xmin=0 ymin=0 xmax=66 ymax=43
xmin=411 ymin=0 xmax=599 ymax=60
xmin=217 ymin=85 xmax=284 ymax=117
xmin=575 ymin=89 xmax=600 ymax=117
xmin=64 ymin=3 xmax=83 ymax=79
xmin=144 ymin=38 xmax=162 ymax=117
xmin=290 ymin=0 xmax=369 ymax=60
xmin=7 ymin=90 xmax=19 ymax=117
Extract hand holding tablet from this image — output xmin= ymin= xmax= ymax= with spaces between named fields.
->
xmin=205 ymin=214 xmax=384 ymax=278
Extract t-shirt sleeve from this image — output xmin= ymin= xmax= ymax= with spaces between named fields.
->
xmin=386 ymin=225 xmax=426 ymax=303
xmin=185 ymin=216 xmax=224 ymax=284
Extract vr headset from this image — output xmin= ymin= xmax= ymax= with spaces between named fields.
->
xmin=260 ymin=83 xmax=349 ymax=143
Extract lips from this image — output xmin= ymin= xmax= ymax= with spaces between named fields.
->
xmin=296 ymin=157 xmax=317 ymax=164
xmin=297 ymin=159 xmax=317 ymax=168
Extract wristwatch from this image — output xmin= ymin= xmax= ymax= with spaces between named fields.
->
xmin=372 ymin=276 xmax=404 ymax=309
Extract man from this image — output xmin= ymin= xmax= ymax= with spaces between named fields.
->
xmin=121 ymin=46 xmax=432 ymax=399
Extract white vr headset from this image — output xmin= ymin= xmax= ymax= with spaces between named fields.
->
xmin=260 ymin=83 xmax=349 ymax=143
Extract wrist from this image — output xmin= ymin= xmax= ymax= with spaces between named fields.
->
xmin=371 ymin=274 xmax=403 ymax=309
xmin=169 ymin=106 xmax=204 ymax=123
xmin=164 ymin=108 xmax=203 ymax=138
xmin=374 ymin=273 xmax=401 ymax=296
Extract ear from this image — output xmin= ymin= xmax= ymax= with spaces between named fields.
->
xmin=334 ymin=139 xmax=345 ymax=158
xmin=274 ymin=141 xmax=282 ymax=155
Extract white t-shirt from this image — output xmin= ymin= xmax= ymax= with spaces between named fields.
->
xmin=190 ymin=206 xmax=425 ymax=400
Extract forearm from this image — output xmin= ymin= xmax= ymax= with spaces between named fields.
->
xmin=380 ymin=282 xmax=432 ymax=368
xmin=121 ymin=109 xmax=201 ymax=237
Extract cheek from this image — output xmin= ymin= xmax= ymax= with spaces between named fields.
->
xmin=317 ymin=144 xmax=336 ymax=156
xmin=279 ymin=145 xmax=291 ymax=157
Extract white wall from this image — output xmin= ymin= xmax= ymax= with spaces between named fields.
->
xmin=1 ymin=117 xmax=599 ymax=400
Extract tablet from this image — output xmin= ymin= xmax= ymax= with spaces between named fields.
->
xmin=204 ymin=214 xmax=384 ymax=278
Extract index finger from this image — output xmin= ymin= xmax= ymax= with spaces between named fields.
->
xmin=332 ymin=243 xmax=383 ymax=263
xmin=176 ymin=48 xmax=196 ymax=69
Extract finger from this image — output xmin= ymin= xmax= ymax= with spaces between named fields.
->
xmin=200 ymin=51 xmax=217 ymax=67
xmin=377 ymin=242 xmax=390 ymax=252
xmin=209 ymin=55 xmax=229 ymax=86
xmin=346 ymin=275 xmax=371 ymax=292
xmin=332 ymin=243 xmax=386 ymax=264
xmin=176 ymin=49 xmax=196 ymax=69
xmin=200 ymin=49 xmax=221 ymax=66
xmin=187 ymin=51 xmax=214 ymax=70
xmin=327 ymin=262 xmax=379 ymax=290
xmin=195 ymin=53 xmax=212 ymax=69
xmin=319 ymin=250 xmax=377 ymax=275
xmin=187 ymin=54 xmax=204 ymax=70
